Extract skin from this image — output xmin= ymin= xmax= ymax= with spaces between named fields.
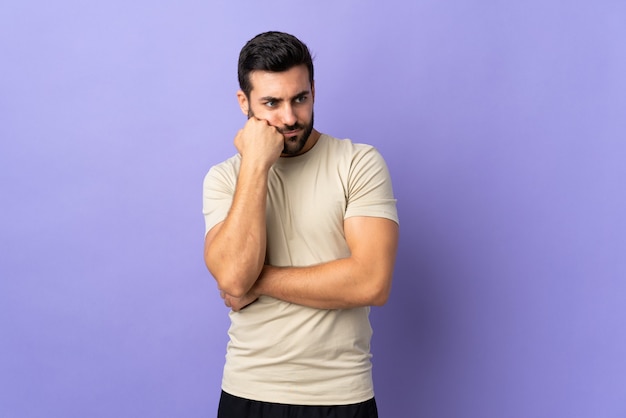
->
xmin=204 ymin=64 xmax=399 ymax=311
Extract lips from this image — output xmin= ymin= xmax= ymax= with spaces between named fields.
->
xmin=282 ymin=129 xmax=301 ymax=137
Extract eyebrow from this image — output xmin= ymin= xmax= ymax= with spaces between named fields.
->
xmin=259 ymin=90 xmax=310 ymax=103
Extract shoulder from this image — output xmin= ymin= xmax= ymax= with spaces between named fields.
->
xmin=318 ymin=134 xmax=380 ymax=160
xmin=315 ymin=135 xmax=388 ymax=178
xmin=203 ymin=154 xmax=241 ymax=187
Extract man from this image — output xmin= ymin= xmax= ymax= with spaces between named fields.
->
xmin=203 ymin=31 xmax=399 ymax=418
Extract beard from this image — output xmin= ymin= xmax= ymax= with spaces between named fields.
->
xmin=279 ymin=112 xmax=314 ymax=156
xmin=248 ymin=110 xmax=314 ymax=156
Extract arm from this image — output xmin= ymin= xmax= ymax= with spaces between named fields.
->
xmin=204 ymin=118 xmax=283 ymax=297
xmin=225 ymin=216 xmax=399 ymax=310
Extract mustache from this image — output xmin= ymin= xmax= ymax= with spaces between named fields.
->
xmin=278 ymin=123 xmax=305 ymax=134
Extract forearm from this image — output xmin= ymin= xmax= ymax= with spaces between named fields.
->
xmin=255 ymin=256 xmax=393 ymax=310
xmin=205 ymin=160 xmax=269 ymax=297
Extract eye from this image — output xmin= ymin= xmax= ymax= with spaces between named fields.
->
xmin=294 ymin=95 xmax=308 ymax=104
xmin=265 ymin=100 xmax=277 ymax=108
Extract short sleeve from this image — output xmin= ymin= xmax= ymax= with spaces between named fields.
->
xmin=202 ymin=159 xmax=239 ymax=235
xmin=345 ymin=146 xmax=399 ymax=224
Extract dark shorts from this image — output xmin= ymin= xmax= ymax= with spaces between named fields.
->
xmin=217 ymin=390 xmax=379 ymax=418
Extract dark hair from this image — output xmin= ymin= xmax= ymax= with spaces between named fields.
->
xmin=238 ymin=31 xmax=314 ymax=98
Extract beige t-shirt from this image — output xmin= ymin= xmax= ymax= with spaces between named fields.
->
xmin=202 ymin=134 xmax=398 ymax=405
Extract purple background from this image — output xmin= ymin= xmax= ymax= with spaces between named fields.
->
xmin=2 ymin=1 xmax=625 ymax=417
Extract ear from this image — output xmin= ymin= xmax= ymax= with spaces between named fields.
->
xmin=236 ymin=90 xmax=249 ymax=116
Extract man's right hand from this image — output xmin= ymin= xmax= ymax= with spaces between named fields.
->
xmin=234 ymin=117 xmax=284 ymax=169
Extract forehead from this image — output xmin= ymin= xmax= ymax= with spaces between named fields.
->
xmin=248 ymin=65 xmax=311 ymax=99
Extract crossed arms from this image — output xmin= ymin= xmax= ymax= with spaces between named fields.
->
xmin=203 ymin=161 xmax=399 ymax=311
xmin=205 ymin=214 xmax=399 ymax=311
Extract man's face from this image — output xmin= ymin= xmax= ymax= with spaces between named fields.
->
xmin=238 ymin=65 xmax=315 ymax=156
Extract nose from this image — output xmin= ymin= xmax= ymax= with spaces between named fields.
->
xmin=280 ymin=104 xmax=297 ymax=127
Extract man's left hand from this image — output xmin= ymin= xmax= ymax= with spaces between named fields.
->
xmin=220 ymin=290 xmax=258 ymax=312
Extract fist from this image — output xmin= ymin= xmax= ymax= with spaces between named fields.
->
xmin=234 ymin=118 xmax=283 ymax=169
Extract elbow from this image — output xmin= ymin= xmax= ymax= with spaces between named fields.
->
xmin=369 ymin=287 xmax=391 ymax=306
xmin=218 ymin=280 xmax=249 ymax=299
xmin=364 ymin=273 xmax=393 ymax=307
xmin=204 ymin=254 xmax=258 ymax=298
xmin=209 ymin=267 xmax=255 ymax=298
